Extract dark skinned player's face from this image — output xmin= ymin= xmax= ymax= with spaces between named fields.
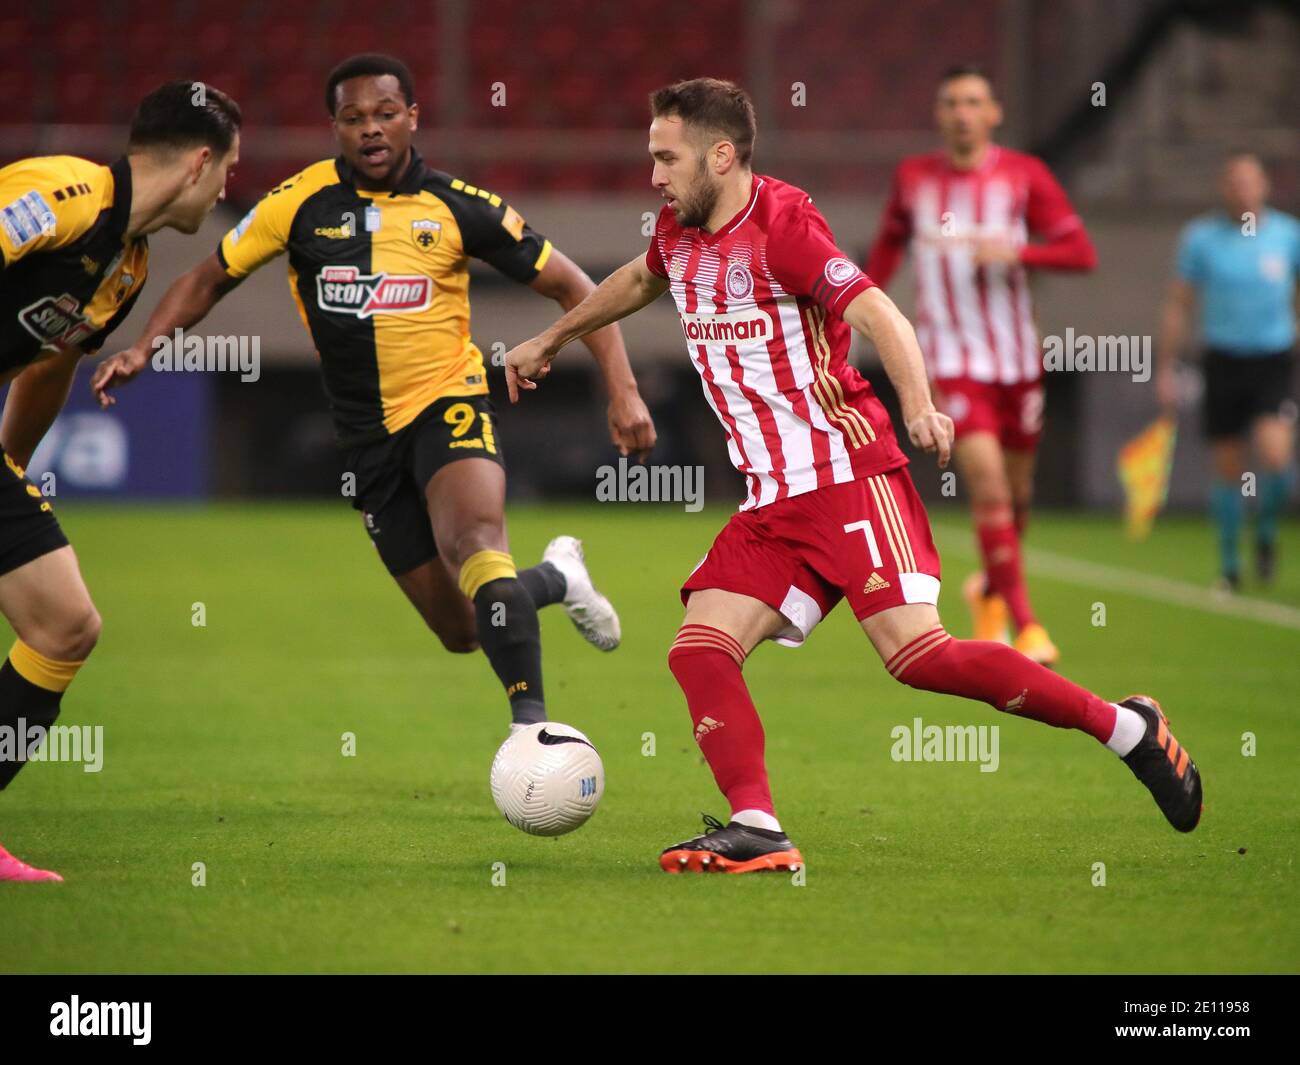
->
xmin=331 ymin=74 xmax=418 ymax=189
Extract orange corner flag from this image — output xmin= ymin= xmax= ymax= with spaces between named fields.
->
xmin=1117 ymin=415 xmax=1177 ymax=541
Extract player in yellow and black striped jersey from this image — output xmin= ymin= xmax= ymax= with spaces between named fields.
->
xmin=0 ymin=82 xmax=241 ymax=883
xmin=213 ymin=151 xmax=554 ymax=445
xmin=94 ymin=54 xmax=657 ymax=735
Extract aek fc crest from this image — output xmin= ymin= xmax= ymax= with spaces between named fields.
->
xmin=411 ymin=218 xmax=442 ymax=252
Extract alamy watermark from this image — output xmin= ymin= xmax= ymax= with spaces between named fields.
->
xmin=50 ymin=997 xmax=150 ymax=1045
xmin=152 ymin=327 xmax=261 ymax=382
xmin=1042 ymin=328 xmax=1151 ymax=383
xmin=596 ymin=456 xmax=704 ymax=512
xmin=890 ymin=716 xmax=999 ymax=773
xmin=0 ymin=720 xmax=103 ymax=772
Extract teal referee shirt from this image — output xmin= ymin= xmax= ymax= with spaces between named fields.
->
xmin=1176 ymin=209 xmax=1300 ymax=355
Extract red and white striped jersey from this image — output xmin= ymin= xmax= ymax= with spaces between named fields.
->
xmin=646 ymin=174 xmax=906 ymax=511
xmin=867 ymin=146 xmax=1088 ymax=385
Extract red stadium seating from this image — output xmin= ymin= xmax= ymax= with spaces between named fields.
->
xmin=1 ymin=0 xmax=995 ymax=194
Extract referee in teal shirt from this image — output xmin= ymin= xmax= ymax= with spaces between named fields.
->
xmin=1158 ymin=153 xmax=1299 ymax=590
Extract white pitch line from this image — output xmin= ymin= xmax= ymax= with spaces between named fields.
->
xmin=931 ymin=524 xmax=1300 ymax=632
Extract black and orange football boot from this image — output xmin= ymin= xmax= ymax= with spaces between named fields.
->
xmin=1119 ymin=695 xmax=1203 ymax=832
xmin=659 ymin=814 xmax=804 ymax=874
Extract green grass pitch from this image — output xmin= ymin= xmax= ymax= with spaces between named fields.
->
xmin=2 ymin=501 xmax=1297 ymax=973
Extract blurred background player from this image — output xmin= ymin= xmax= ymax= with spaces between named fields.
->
xmin=92 ymin=54 xmax=653 ymax=734
xmin=866 ymin=65 xmax=1097 ymax=665
xmin=1157 ymin=152 xmax=1300 ymax=591
xmin=506 ymin=79 xmax=1201 ymax=873
xmin=0 ymin=81 xmax=241 ymax=881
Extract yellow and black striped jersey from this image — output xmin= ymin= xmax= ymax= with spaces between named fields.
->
xmin=217 ymin=149 xmax=552 ymax=445
xmin=0 ymin=155 xmax=149 ymax=375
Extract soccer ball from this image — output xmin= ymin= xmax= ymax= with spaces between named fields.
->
xmin=490 ymin=722 xmax=604 ymax=836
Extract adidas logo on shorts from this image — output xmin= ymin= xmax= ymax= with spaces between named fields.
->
xmin=864 ymin=571 xmax=891 ymax=594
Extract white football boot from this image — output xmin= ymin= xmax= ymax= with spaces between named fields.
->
xmin=542 ymin=535 xmax=621 ymax=651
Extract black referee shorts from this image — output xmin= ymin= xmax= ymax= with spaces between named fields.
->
xmin=0 ymin=448 xmax=68 ymax=577
xmin=1203 ymin=347 xmax=1296 ymax=439
xmin=344 ymin=394 xmax=506 ymax=577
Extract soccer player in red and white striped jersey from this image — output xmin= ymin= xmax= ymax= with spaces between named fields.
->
xmin=505 ymin=79 xmax=1198 ymax=870
xmin=648 ymin=168 xmax=908 ymax=512
xmin=867 ymin=65 xmax=1097 ymax=664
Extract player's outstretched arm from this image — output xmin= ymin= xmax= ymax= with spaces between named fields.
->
xmin=1 ymin=346 xmax=82 ymax=467
xmin=529 ymin=247 xmax=656 ymax=459
xmin=91 ymin=253 xmax=240 ymax=408
xmin=864 ymin=169 xmax=911 ymax=288
xmin=843 ymin=287 xmax=954 ymax=467
xmin=505 ymin=254 xmax=668 ymax=403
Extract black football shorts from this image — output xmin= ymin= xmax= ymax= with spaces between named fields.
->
xmin=344 ymin=394 xmax=506 ymax=576
xmin=1203 ymin=347 xmax=1296 ymax=439
xmin=0 ymin=448 xmax=68 ymax=577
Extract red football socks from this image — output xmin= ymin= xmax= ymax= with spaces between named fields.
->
xmin=1013 ymin=501 xmax=1030 ymax=538
xmin=887 ymin=626 xmax=1117 ymax=742
xmin=667 ymin=624 xmax=774 ymax=816
xmin=975 ymin=503 xmax=1036 ymax=630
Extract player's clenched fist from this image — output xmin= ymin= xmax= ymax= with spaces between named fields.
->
xmin=607 ymin=389 xmax=657 ymax=461
xmin=90 ymin=346 xmax=150 ymax=408
xmin=905 ymin=408 xmax=955 ymax=468
xmin=504 ymin=337 xmax=556 ymax=403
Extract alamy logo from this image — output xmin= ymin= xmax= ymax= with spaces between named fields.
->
xmin=316 ymin=265 xmax=433 ymax=318
xmin=49 ymin=997 xmax=151 ymax=1045
xmin=1042 ymin=328 xmax=1151 ymax=382
xmin=890 ymin=716 xmax=1000 ymax=773
xmin=0 ymin=719 xmax=103 ymax=772
xmin=152 ymin=327 xmax=260 ymax=382
xmin=595 ymin=456 xmax=704 ymax=512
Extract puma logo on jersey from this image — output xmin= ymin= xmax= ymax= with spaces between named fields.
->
xmin=316 ymin=265 xmax=433 ymax=318
xmin=863 ymin=571 xmax=891 ymax=594
xmin=1004 ymin=689 xmax=1028 ymax=712
xmin=694 ymin=716 xmax=725 ymax=741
